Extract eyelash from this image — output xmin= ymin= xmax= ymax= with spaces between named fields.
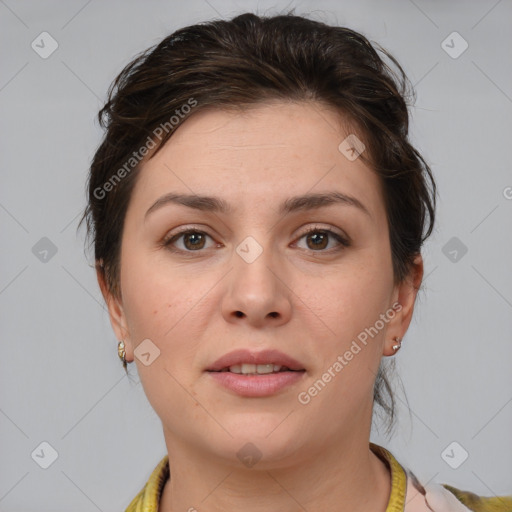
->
xmin=161 ymin=225 xmax=350 ymax=255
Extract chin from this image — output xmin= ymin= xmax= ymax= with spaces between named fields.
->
xmin=209 ymin=416 xmax=306 ymax=466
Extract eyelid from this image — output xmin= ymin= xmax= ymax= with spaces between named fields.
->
xmin=162 ymin=225 xmax=218 ymax=247
xmin=295 ymin=223 xmax=350 ymax=242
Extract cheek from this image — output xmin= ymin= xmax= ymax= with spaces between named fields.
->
xmin=305 ymin=260 xmax=392 ymax=343
xmin=121 ymin=271 xmax=170 ymax=339
xmin=120 ymin=248 xmax=215 ymax=362
xmin=298 ymin=266 xmax=391 ymax=407
xmin=119 ymin=254 xmax=204 ymax=414
xmin=119 ymin=251 xmax=174 ymax=356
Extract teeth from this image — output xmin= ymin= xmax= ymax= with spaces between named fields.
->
xmin=241 ymin=363 xmax=257 ymax=374
xmin=254 ymin=364 xmax=277 ymax=374
xmin=228 ymin=363 xmax=283 ymax=375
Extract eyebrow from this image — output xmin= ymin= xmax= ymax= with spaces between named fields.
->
xmin=144 ymin=191 xmax=371 ymax=219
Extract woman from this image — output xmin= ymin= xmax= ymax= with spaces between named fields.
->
xmin=79 ymin=12 xmax=511 ymax=512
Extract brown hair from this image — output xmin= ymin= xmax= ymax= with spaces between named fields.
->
xmin=79 ymin=12 xmax=436 ymax=432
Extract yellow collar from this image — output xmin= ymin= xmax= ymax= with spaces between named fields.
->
xmin=125 ymin=443 xmax=408 ymax=512
xmin=370 ymin=442 xmax=408 ymax=512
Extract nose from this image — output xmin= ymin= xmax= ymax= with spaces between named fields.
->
xmin=221 ymin=241 xmax=293 ymax=329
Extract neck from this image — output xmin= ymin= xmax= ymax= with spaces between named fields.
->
xmin=159 ymin=437 xmax=391 ymax=512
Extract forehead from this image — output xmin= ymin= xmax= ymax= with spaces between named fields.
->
xmin=129 ymin=101 xmax=385 ymax=219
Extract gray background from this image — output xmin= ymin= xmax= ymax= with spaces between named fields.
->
xmin=1 ymin=0 xmax=511 ymax=510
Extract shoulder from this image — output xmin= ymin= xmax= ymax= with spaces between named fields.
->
xmin=124 ymin=455 xmax=169 ymax=512
xmin=404 ymin=464 xmax=512 ymax=512
xmin=370 ymin=443 xmax=512 ymax=512
xmin=441 ymin=483 xmax=512 ymax=512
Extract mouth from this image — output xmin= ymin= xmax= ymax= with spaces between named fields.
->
xmin=205 ymin=349 xmax=306 ymax=397
xmin=205 ymin=348 xmax=306 ymax=373
xmin=210 ymin=364 xmax=305 ymax=375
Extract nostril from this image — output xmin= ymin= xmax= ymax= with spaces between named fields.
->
xmin=234 ymin=311 xmax=245 ymax=318
xmin=269 ymin=312 xmax=279 ymax=318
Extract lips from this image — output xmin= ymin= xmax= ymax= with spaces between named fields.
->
xmin=206 ymin=349 xmax=305 ymax=373
xmin=206 ymin=349 xmax=306 ymax=397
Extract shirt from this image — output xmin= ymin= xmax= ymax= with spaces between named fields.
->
xmin=125 ymin=443 xmax=512 ymax=511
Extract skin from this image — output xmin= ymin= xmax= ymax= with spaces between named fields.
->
xmin=98 ymin=101 xmax=423 ymax=512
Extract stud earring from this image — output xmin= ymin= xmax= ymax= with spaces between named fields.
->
xmin=118 ymin=340 xmax=128 ymax=369
xmin=392 ymin=336 xmax=402 ymax=352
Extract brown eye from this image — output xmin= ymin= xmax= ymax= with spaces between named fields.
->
xmin=295 ymin=228 xmax=350 ymax=253
xmin=163 ymin=230 xmax=214 ymax=252
xmin=306 ymin=231 xmax=329 ymax=250
xmin=182 ymin=232 xmax=206 ymax=250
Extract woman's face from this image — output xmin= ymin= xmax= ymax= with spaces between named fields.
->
xmin=101 ymin=101 xmax=421 ymax=466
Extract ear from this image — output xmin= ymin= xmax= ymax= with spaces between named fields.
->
xmin=383 ymin=253 xmax=423 ymax=356
xmin=96 ymin=264 xmax=133 ymax=361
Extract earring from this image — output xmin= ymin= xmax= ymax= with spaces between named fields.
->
xmin=392 ymin=336 xmax=402 ymax=352
xmin=118 ymin=340 xmax=128 ymax=369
